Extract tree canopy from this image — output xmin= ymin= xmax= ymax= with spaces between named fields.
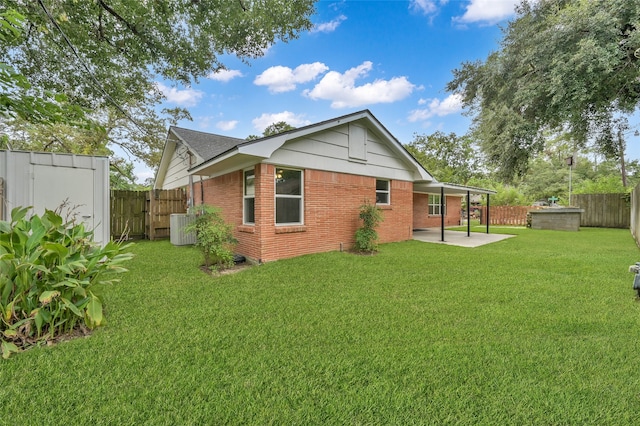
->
xmin=1 ymin=1 xmax=315 ymax=172
xmin=447 ymin=0 xmax=640 ymax=180
xmin=405 ymin=131 xmax=482 ymax=185
xmin=246 ymin=121 xmax=297 ymax=140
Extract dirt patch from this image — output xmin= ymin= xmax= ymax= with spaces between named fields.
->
xmin=199 ymin=262 xmax=254 ymax=276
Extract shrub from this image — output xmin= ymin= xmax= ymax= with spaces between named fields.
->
xmin=0 ymin=206 xmax=133 ymax=358
xmin=354 ymin=201 xmax=384 ymax=253
xmin=186 ymin=205 xmax=237 ymax=271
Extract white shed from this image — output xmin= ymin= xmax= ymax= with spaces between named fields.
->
xmin=0 ymin=150 xmax=110 ymax=245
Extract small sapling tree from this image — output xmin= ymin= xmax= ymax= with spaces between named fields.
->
xmin=354 ymin=201 xmax=384 ymax=253
xmin=186 ymin=205 xmax=237 ymax=271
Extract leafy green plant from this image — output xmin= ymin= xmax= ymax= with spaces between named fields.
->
xmin=0 ymin=206 xmax=133 ymax=358
xmin=186 ymin=205 xmax=237 ymax=271
xmin=354 ymin=201 xmax=384 ymax=253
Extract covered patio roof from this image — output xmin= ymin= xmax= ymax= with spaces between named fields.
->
xmin=413 ymin=181 xmax=496 ymax=196
xmin=413 ymin=181 xmax=497 ymax=243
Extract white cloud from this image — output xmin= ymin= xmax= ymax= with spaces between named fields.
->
xmin=410 ymin=0 xmax=450 ymax=15
xmin=216 ymin=120 xmax=239 ymax=131
xmin=408 ymin=93 xmax=463 ymax=122
xmin=312 ymin=15 xmax=347 ymax=33
xmin=155 ymin=82 xmax=203 ymax=107
xmin=252 ymin=111 xmax=311 ymax=132
xmin=254 ymin=62 xmax=329 ymax=93
xmin=304 ymin=61 xmax=415 ymax=108
xmin=454 ymin=0 xmax=521 ymax=25
xmin=207 ymin=69 xmax=243 ymax=82
xmin=410 ymin=0 xmax=439 ymax=15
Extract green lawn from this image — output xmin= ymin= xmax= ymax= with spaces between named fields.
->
xmin=2 ymin=227 xmax=640 ymax=424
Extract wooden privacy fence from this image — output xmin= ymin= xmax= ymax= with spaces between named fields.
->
xmin=477 ymin=194 xmax=629 ymax=229
xmin=632 ymin=186 xmax=640 ymax=244
xmin=110 ymin=189 xmax=187 ymax=240
xmin=0 ymin=177 xmax=4 ymax=221
xmin=479 ymin=206 xmax=541 ymax=226
xmin=572 ymin=193 xmax=630 ymax=229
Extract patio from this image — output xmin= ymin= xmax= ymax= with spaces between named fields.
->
xmin=413 ymin=228 xmax=515 ymax=247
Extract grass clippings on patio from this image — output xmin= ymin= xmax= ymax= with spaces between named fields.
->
xmin=2 ymin=227 xmax=640 ymax=424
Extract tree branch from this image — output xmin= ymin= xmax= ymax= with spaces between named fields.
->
xmin=97 ymin=0 xmax=141 ymax=36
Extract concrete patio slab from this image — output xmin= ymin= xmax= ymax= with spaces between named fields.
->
xmin=413 ymin=228 xmax=516 ymax=248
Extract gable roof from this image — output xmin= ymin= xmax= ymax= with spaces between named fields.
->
xmin=169 ymin=127 xmax=245 ymax=160
xmin=154 ymin=126 xmax=245 ymax=189
xmin=188 ymin=109 xmax=434 ymax=182
xmin=154 ymin=110 xmax=496 ymax=196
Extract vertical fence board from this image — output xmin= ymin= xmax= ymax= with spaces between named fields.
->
xmin=145 ymin=189 xmax=187 ymax=240
xmin=479 ymin=206 xmax=541 ymax=226
xmin=110 ymin=190 xmax=147 ymax=239
xmin=478 ymin=195 xmax=629 ymax=229
xmin=110 ymin=189 xmax=187 ymax=240
xmin=573 ymin=193 xmax=629 ymax=228
xmin=632 ymin=186 xmax=640 ymax=245
xmin=0 ymin=177 xmax=4 ymax=221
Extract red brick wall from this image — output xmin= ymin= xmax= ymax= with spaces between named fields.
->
xmin=190 ymin=170 xmax=262 ymax=261
xmin=194 ymin=166 xmax=415 ymax=263
xmin=257 ymin=168 xmax=413 ymax=262
xmin=413 ymin=193 xmax=462 ymax=228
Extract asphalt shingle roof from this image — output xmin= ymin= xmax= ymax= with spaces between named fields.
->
xmin=170 ymin=126 xmax=245 ymax=161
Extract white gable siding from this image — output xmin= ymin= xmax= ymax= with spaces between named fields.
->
xmin=162 ymin=144 xmax=194 ymax=190
xmin=267 ymin=123 xmax=417 ymax=181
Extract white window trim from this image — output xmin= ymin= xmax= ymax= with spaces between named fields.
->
xmin=243 ymin=168 xmax=255 ymax=225
xmin=428 ymin=194 xmax=446 ymax=216
xmin=274 ymin=167 xmax=304 ymax=225
xmin=376 ymin=179 xmax=390 ymax=205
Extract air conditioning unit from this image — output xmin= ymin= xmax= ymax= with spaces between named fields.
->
xmin=170 ymin=214 xmax=196 ymax=246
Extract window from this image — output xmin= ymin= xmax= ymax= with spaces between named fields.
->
xmin=243 ymin=169 xmax=255 ymax=224
xmin=428 ymin=194 xmax=445 ymax=215
xmin=275 ymin=168 xmax=303 ymax=224
xmin=376 ymin=179 xmax=390 ymax=204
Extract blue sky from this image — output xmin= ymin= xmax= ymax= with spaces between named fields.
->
xmin=136 ymin=0 xmax=639 ymax=182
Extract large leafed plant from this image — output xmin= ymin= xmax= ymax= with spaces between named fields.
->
xmin=0 ymin=206 xmax=133 ymax=358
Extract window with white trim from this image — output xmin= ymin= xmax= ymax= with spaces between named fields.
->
xmin=275 ymin=168 xmax=303 ymax=224
xmin=428 ymin=194 xmax=445 ymax=215
xmin=243 ymin=169 xmax=255 ymax=224
xmin=376 ymin=179 xmax=390 ymax=204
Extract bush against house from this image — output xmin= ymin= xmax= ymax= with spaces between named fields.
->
xmin=354 ymin=201 xmax=384 ymax=253
xmin=186 ymin=205 xmax=237 ymax=271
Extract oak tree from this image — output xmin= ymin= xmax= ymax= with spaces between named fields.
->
xmin=1 ymin=1 xmax=315 ymax=168
xmin=447 ymin=0 xmax=640 ymax=180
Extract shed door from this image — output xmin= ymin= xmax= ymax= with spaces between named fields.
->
xmin=33 ymin=165 xmax=95 ymax=231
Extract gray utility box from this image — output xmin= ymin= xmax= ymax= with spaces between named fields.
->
xmin=0 ymin=150 xmax=110 ymax=244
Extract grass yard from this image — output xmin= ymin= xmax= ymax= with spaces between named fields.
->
xmin=2 ymin=227 xmax=640 ymax=424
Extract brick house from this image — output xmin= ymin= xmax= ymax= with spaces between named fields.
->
xmin=155 ymin=110 xmax=492 ymax=262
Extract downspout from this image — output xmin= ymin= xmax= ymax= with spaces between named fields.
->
xmin=188 ymin=174 xmax=194 ymax=211
xmin=200 ymin=176 xmax=204 ymax=205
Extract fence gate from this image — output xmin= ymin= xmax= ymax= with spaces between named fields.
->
xmin=111 ymin=190 xmax=147 ymax=239
xmin=110 ymin=189 xmax=187 ymax=240
xmin=146 ymin=189 xmax=188 ymax=240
